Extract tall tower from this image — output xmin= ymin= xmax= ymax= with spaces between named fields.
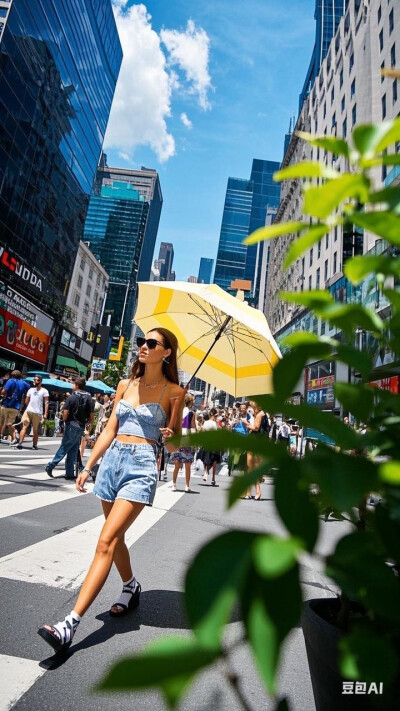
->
xmin=157 ymin=243 xmax=175 ymax=281
xmin=198 ymin=257 xmax=214 ymax=284
xmin=213 ymin=178 xmax=253 ymax=292
xmin=299 ymin=0 xmax=348 ymax=111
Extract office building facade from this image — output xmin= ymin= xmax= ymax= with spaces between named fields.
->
xmin=94 ymin=160 xmax=163 ymax=284
xmin=0 ymin=0 xmax=121 ymax=370
xmin=83 ymin=180 xmax=150 ymax=338
xmin=213 ymin=178 xmax=253 ymax=292
xmin=198 ymin=257 xmax=214 ymax=284
xmin=299 ymin=0 xmax=348 ymax=110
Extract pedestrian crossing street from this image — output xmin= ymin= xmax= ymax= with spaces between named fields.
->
xmin=0 ymin=438 xmax=200 ymax=711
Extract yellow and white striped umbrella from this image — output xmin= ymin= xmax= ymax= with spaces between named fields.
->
xmin=133 ymin=281 xmax=281 ymax=398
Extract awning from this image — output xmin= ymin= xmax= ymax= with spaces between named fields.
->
xmin=56 ymin=355 xmax=85 ymax=374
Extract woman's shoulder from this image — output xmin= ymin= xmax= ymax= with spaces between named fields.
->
xmin=117 ymin=377 xmax=134 ymax=391
xmin=166 ymin=382 xmax=185 ymax=398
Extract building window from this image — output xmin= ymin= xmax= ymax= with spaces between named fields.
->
xmin=74 ymin=293 xmax=80 ymax=307
xmin=332 ymin=112 xmax=336 ymax=130
xmin=393 ymin=79 xmax=398 ymax=104
xmin=89 ymin=268 xmax=93 ymax=280
xmin=96 ymin=273 xmax=100 ymax=286
xmin=80 ymin=259 xmax=86 ymax=271
xmin=343 ymin=117 xmax=347 ymax=138
xmin=333 ymin=252 xmax=337 ymax=273
xmin=351 ymin=78 xmax=356 ymax=97
xmin=77 ymin=275 xmax=83 ymax=288
xmin=381 ymin=60 xmax=385 ymax=82
xmin=340 ymin=69 xmax=343 ymax=88
xmin=334 ymin=226 xmax=338 ymax=242
xmin=349 ymin=52 xmax=354 ymax=71
xmin=317 ymin=241 xmax=321 ymax=259
xmin=310 ymin=248 xmax=313 ymax=267
xmin=352 ymin=104 xmax=357 ymax=126
xmin=379 ymin=29 xmax=384 ymax=52
xmin=331 ymin=87 xmax=334 ymax=105
xmin=86 ymin=284 xmax=91 ymax=297
xmin=391 ymin=43 xmax=396 ymax=67
xmin=389 ymin=8 xmax=394 ymax=34
xmin=378 ymin=5 xmax=381 ymax=23
xmin=341 ymin=95 xmax=345 ymax=112
xmin=316 ymin=268 xmax=320 ymax=289
xmin=326 ymin=233 xmax=329 ymax=249
xmin=323 ymin=102 xmax=326 ymax=119
xmin=309 ymin=275 xmax=312 ymax=290
xmin=382 ymin=93 xmax=387 ymax=119
xmin=324 ymin=259 xmax=328 ymax=282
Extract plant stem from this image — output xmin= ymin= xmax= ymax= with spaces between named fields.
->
xmin=223 ymin=666 xmax=254 ymax=711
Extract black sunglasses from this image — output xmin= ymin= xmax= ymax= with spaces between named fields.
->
xmin=137 ymin=337 xmax=165 ymax=350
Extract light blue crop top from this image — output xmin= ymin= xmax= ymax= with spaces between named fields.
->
xmin=115 ymin=381 xmax=168 ymax=441
xmin=116 ymin=400 xmax=167 ymax=441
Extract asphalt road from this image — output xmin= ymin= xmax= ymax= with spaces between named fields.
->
xmin=0 ymin=437 xmax=347 ymax=711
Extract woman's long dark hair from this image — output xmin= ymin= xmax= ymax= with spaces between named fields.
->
xmin=130 ymin=328 xmax=179 ymax=384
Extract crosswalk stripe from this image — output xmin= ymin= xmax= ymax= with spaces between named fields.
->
xmin=0 ymin=483 xmax=85 ymax=519
xmin=0 ymin=483 xmax=184 ymax=590
xmin=0 ymin=654 xmax=46 ymax=711
xmin=0 ymin=471 xmax=66 ymax=486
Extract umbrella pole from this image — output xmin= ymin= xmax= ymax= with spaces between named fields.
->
xmin=167 ymin=314 xmax=232 ymax=431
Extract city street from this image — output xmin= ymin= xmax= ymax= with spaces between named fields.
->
xmin=0 ymin=438 xmax=348 ymax=711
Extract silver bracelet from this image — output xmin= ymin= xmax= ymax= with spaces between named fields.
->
xmin=82 ymin=467 xmax=93 ymax=475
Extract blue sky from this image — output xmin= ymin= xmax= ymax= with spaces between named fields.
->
xmin=105 ymin=1 xmax=316 ymax=281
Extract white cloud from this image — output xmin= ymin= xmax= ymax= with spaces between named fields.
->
xmin=118 ymin=151 xmax=132 ymax=161
xmin=105 ymin=3 xmax=175 ymax=162
xmin=180 ymin=112 xmax=193 ymax=129
xmin=105 ymin=4 xmax=212 ymax=163
xmin=161 ymin=20 xmax=212 ymax=110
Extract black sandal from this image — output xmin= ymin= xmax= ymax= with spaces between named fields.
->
xmin=37 ymin=615 xmax=79 ymax=653
xmin=109 ymin=581 xmax=141 ymax=617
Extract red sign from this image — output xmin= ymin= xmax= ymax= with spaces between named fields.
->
xmin=0 ymin=307 xmax=50 ymax=364
xmin=308 ymin=375 xmax=335 ymax=390
xmin=368 ymin=376 xmax=399 ymax=394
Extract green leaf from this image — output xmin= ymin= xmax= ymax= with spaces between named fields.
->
xmin=185 ymin=530 xmax=256 ymax=647
xmin=296 ymin=131 xmax=350 ymax=158
xmin=339 ymin=629 xmax=400 ymax=686
xmin=274 ymin=161 xmax=339 ymax=181
xmin=182 ymin=429 xmax=277 ymax=460
xmin=375 ymin=501 xmax=400 ymax=563
xmin=334 ymin=382 xmax=375 ymax=421
xmin=282 ymin=332 xmax=330 ymax=348
xmin=305 ymin=448 xmax=379 ymax=511
xmin=352 ymin=211 xmax=400 ymax=244
xmin=344 ymin=255 xmax=400 ymax=284
xmin=283 ymin=224 xmax=332 ymax=269
xmin=274 ymin=458 xmax=319 ymax=551
xmin=242 ymin=564 xmax=302 ymax=695
xmin=312 ymin=303 xmax=384 ymax=335
xmin=384 ymin=288 xmax=400 ymax=312
xmin=97 ymin=635 xmax=220 ymax=708
xmin=253 ymin=535 xmax=304 ymax=578
xmin=244 ymin=221 xmax=304 ymax=245
xmin=282 ymin=404 xmax=362 ymax=449
xmin=303 ymin=174 xmax=369 ymax=219
xmin=326 ymin=532 xmax=400 ymax=621
xmin=280 ymin=289 xmax=334 ymax=309
xmin=379 ymin=460 xmax=400 ymax=485
xmin=352 ymin=121 xmax=399 ymax=157
xmin=272 ymin=345 xmax=332 ymax=404
xmin=374 ymin=117 xmax=400 ymax=154
xmin=334 ymin=344 xmax=373 ymax=380
xmin=369 ymin=186 xmax=400 ymax=211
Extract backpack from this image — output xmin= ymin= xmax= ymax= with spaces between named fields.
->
xmin=72 ymin=392 xmax=93 ymax=426
xmin=259 ymin=413 xmax=270 ymax=435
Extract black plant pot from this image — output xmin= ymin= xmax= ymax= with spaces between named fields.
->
xmin=302 ymin=598 xmax=396 ymax=711
xmin=45 ymin=429 xmax=54 ymax=437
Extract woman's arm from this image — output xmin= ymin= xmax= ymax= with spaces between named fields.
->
xmin=160 ymin=385 xmax=185 ymax=453
xmin=247 ymin=411 xmax=263 ymax=432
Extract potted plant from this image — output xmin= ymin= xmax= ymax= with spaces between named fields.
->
xmin=42 ymin=419 xmax=55 ymax=437
xmin=97 ymin=121 xmax=400 ymax=710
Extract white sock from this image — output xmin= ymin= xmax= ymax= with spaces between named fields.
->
xmin=113 ymin=576 xmax=137 ymax=609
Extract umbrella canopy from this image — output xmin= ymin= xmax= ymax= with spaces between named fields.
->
xmin=26 ymin=377 xmax=72 ymax=393
xmin=26 ymin=371 xmax=50 ymax=378
xmin=85 ymin=380 xmax=115 ymax=395
xmin=134 ymin=281 xmax=281 ymax=398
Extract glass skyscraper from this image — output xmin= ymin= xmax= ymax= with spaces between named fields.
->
xmin=0 ymin=0 xmax=122 ymax=320
xmin=213 ymin=178 xmax=253 ymax=292
xmin=213 ymin=160 xmax=280 ymax=299
xmin=299 ymin=0 xmax=348 ymax=110
xmin=198 ymin=257 xmax=214 ymax=284
xmin=83 ymin=181 xmax=149 ymax=338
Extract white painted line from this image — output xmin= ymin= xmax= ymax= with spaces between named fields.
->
xmin=0 ymin=472 xmax=65 ymax=487
xmin=0 ymin=483 xmax=184 ymax=590
xmin=0 ymin=484 xmax=83 ymax=519
xmin=0 ymin=654 xmax=45 ymax=711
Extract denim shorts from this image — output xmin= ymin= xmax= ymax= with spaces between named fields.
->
xmin=93 ymin=440 xmax=158 ymax=506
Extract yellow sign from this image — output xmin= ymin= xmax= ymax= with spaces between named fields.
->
xmin=109 ymin=336 xmax=124 ymax=361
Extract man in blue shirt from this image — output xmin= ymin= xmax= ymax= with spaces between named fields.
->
xmin=0 ymin=370 xmax=29 ymax=444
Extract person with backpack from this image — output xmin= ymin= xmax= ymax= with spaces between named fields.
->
xmin=45 ymin=377 xmax=94 ymax=480
xmin=0 ymin=370 xmax=29 ymax=444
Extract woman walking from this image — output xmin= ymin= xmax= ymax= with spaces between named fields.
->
xmin=171 ymin=393 xmax=196 ymax=492
xmin=244 ymin=401 xmax=266 ymax=500
xmin=38 ymin=328 xmax=184 ymax=653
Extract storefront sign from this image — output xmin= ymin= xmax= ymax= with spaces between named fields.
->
xmin=368 ymin=376 xmax=399 ymax=394
xmin=92 ymin=359 xmax=106 ymax=371
xmin=0 ymin=306 xmax=50 ymax=364
xmin=0 ymin=280 xmax=36 ymax=326
xmin=306 ymin=387 xmax=335 ymax=406
xmin=0 ymin=357 xmax=15 ymax=370
xmin=308 ymin=375 xmax=335 ymax=390
xmin=0 ymin=247 xmax=42 ymax=291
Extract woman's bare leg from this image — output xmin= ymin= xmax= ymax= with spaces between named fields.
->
xmin=73 ymin=499 xmax=145 ymax=617
xmin=101 ymin=501 xmax=132 ymax=582
xmin=172 ymin=460 xmax=180 ymax=484
xmin=185 ymin=461 xmax=191 ymax=487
